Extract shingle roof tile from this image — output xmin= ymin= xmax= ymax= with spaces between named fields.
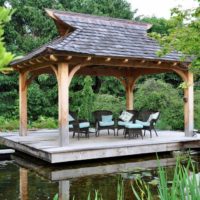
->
xmin=11 ymin=10 xmax=183 ymax=66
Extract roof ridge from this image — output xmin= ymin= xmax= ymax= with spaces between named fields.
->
xmin=46 ymin=9 xmax=152 ymax=29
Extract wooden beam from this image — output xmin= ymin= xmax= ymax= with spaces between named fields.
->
xmin=58 ymin=63 xmax=69 ymax=146
xmin=105 ymin=57 xmax=111 ymax=62
xmin=77 ymin=67 xmax=127 ymax=77
xmin=19 ymin=71 xmax=28 ymax=136
xmin=123 ymin=59 xmax=129 ymax=63
xmin=50 ymin=55 xmax=58 ymax=62
xmin=43 ymin=56 xmax=50 ymax=61
xmin=50 ymin=65 xmax=58 ymax=78
xmin=68 ymin=64 xmax=82 ymax=85
xmin=28 ymin=60 xmax=35 ymax=65
xmin=14 ymin=54 xmax=187 ymax=72
xmin=86 ymin=56 xmax=92 ymax=61
xmin=157 ymin=61 xmax=162 ymax=65
xmin=66 ymin=56 xmax=72 ymax=61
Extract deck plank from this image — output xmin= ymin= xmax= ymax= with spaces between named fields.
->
xmin=0 ymin=130 xmax=199 ymax=163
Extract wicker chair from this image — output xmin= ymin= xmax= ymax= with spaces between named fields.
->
xmin=116 ymin=110 xmax=139 ymax=136
xmin=92 ymin=110 xmax=115 ymax=136
xmin=136 ymin=110 xmax=160 ymax=138
xmin=69 ymin=111 xmax=90 ymax=140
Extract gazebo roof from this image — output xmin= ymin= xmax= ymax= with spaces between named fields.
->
xmin=11 ymin=9 xmax=183 ymax=67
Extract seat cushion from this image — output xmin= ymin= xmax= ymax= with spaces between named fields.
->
xmin=119 ymin=111 xmax=133 ymax=122
xmin=69 ymin=124 xmax=73 ymax=129
xmin=125 ymin=123 xmax=143 ymax=129
xmin=118 ymin=121 xmax=132 ymax=126
xmin=99 ymin=121 xmax=114 ymax=127
xmin=79 ymin=122 xmax=90 ymax=129
xmin=135 ymin=120 xmax=150 ymax=127
xmin=102 ymin=115 xmax=113 ymax=122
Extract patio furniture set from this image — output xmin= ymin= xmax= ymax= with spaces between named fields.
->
xmin=69 ymin=110 xmax=160 ymax=140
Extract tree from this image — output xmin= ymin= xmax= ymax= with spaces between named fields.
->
xmin=138 ymin=16 xmax=182 ymax=87
xmin=0 ymin=6 xmax=17 ymax=118
xmin=78 ymin=76 xmax=95 ymax=121
xmin=141 ymin=17 xmax=171 ymax=35
xmin=150 ymin=1 xmax=200 ymax=71
xmin=61 ymin=0 xmax=135 ymax=19
xmin=0 ymin=0 xmax=136 ymax=120
xmin=0 ymin=6 xmax=14 ymax=70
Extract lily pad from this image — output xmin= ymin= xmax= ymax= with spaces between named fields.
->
xmin=142 ymin=172 xmax=152 ymax=177
xmin=148 ymin=179 xmax=160 ymax=186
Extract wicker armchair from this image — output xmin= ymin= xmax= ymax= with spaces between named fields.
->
xmin=69 ymin=111 xmax=90 ymax=139
xmin=116 ymin=110 xmax=139 ymax=136
xmin=136 ymin=110 xmax=160 ymax=138
xmin=92 ymin=110 xmax=115 ymax=136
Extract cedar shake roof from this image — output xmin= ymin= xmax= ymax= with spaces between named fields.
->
xmin=11 ymin=9 xmax=183 ymax=66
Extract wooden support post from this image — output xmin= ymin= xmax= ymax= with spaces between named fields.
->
xmin=184 ymin=72 xmax=194 ymax=137
xmin=58 ymin=63 xmax=69 ymax=146
xmin=126 ymin=83 xmax=133 ymax=110
xmin=125 ymin=77 xmax=136 ymax=110
xmin=20 ymin=168 xmax=28 ymax=200
xmin=59 ymin=181 xmax=70 ymax=200
xmin=19 ymin=72 xmax=28 ymax=136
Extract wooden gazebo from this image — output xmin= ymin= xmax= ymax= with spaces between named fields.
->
xmin=10 ymin=9 xmax=194 ymax=147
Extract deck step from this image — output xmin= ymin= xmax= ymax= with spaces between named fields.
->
xmin=0 ymin=149 xmax=15 ymax=154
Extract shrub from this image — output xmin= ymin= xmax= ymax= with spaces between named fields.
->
xmin=31 ymin=116 xmax=57 ymax=129
xmin=0 ymin=117 xmax=19 ymax=131
xmin=134 ymin=79 xmax=184 ymax=130
xmin=93 ymin=94 xmax=126 ymax=119
xmin=78 ymin=76 xmax=95 ymax=121
xmin=194 ymin=90 xmax=200 ymax=129
xmin=28 ymin=81 xmax=58 ymax=121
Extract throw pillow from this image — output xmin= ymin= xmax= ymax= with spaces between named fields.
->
xmin=69 ymin=114 xmax=75 ymax=122
xmin=119 ymin=111 xmax=133 ymax=122
xmin=147 ymin=112 xmax=159 ymax=122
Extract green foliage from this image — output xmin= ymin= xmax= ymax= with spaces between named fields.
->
xmin=141 ymin=17 xmax=171 ymax=35
xmin=93 ymin=94 xmax=125 ymax=119
xmin=99 ymin=77 xmax=125 ymax=96
xmin=150 ymin=2 xmax=200 ymax=71
xmin=0 ymin=0 xmax=135 ymax=122
xmin=31 ymin=116 xmax=57 ymax=129
xmin=132 ymin=157 xmax=200 ymax=200
xmin=0 ymin=6 xmax=14 ymax=70
xmin=78 ymin=76 xmax=95 ymax=121
xmin=0 ymin=0 xmax=65 ymax=54
xmin=27 ymin=81 xmax=58 ymax=121
xmin=61 ymin=0 xmax=135 ymax=20
xmin=0 ymin=116 xmax=18 ymax=131
xmin=134 ymin=79 xmax=184 ymax=130
xmin=0 ymin=73 xmax=18 ymax=118
xmin=70 ymin=77 xmax=125 ymax=120
xmin=194 ymin=90 xmax=200 ymax=129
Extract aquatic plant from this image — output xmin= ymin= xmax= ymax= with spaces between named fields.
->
xmin=132 ymin=157 xmax=200 ymax=200
xmin=52 ymin=156 xmax=200 ymax=200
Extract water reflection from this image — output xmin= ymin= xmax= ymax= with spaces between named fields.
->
xmin=20 ymin=168 xmax=28 ymax=200
xmin=11 ymin=153 xmax=177 ymax=200
xmin=12 ymin=152 xmax=175 ymax=200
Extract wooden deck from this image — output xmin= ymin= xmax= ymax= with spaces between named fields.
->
xmin=0 ymin=130 xmax=200 ymax=163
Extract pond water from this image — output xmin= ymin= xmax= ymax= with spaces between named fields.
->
xmin=0 ymin=150 xmax=199 ymax=200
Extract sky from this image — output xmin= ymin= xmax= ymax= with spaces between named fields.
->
xmin=127 ymin=0 xmax=199 ymax=18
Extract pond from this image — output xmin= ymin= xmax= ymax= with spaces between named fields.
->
xmin=0 ymin=149 xmax=199 ymax=200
